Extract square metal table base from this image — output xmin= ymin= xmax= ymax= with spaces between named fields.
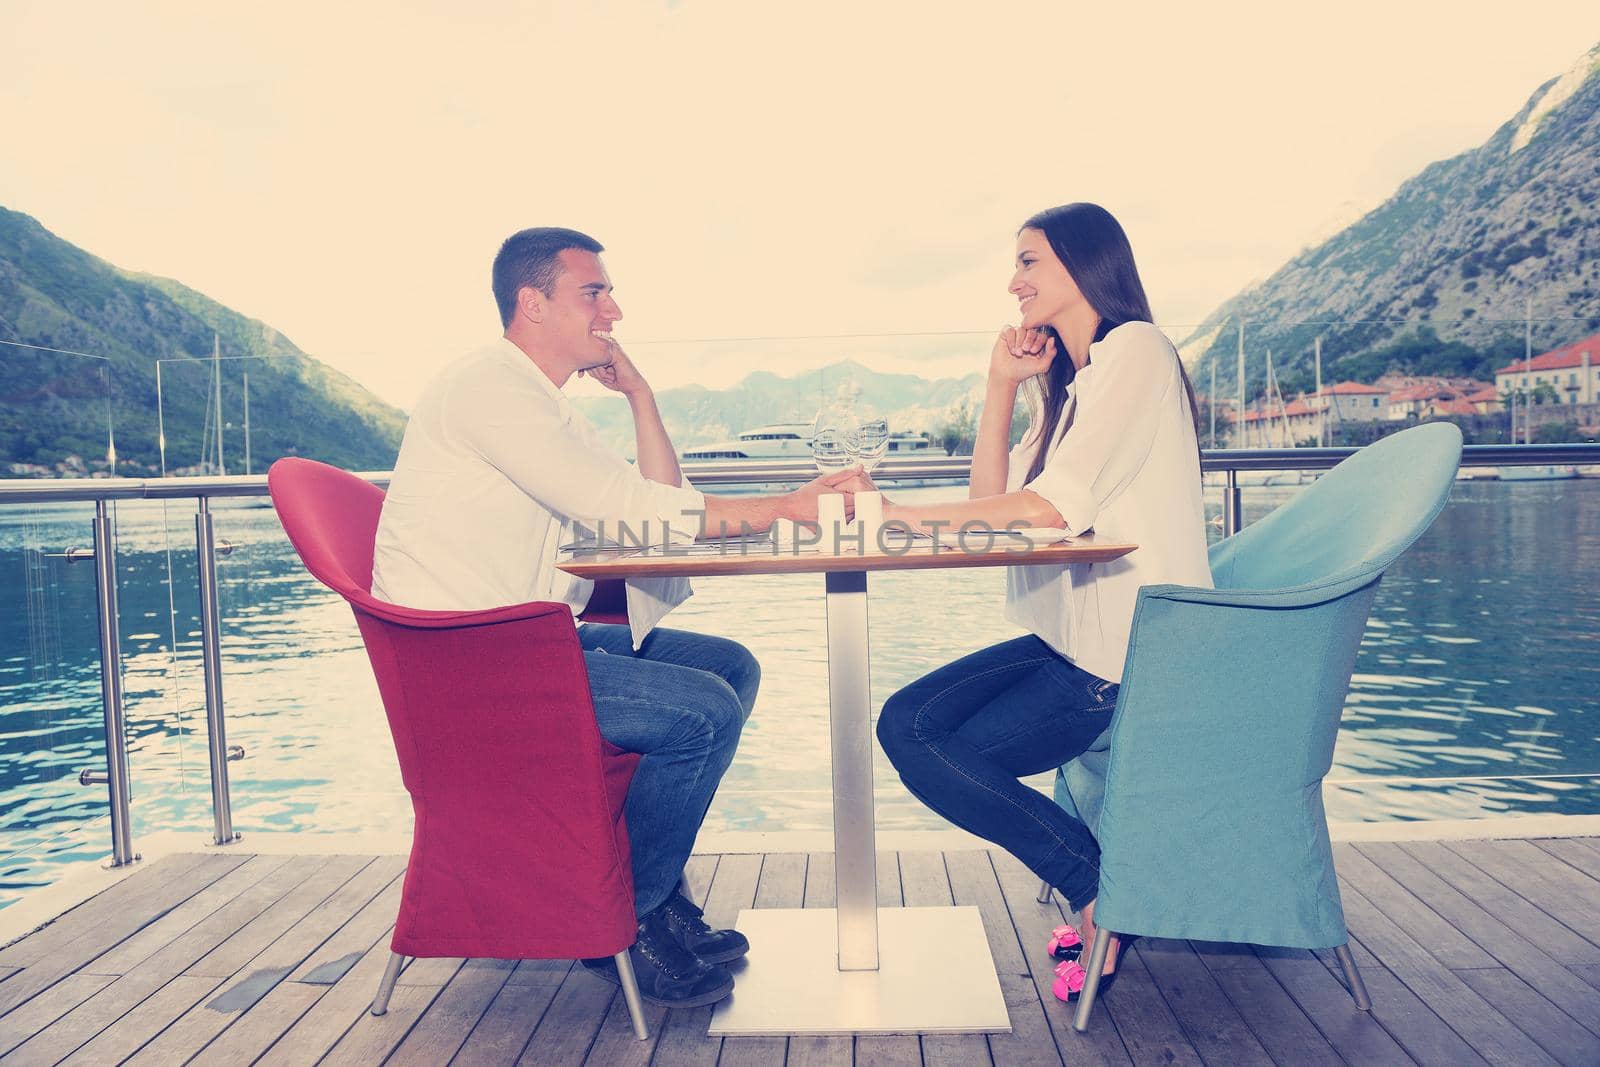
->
xmin=707 ymin=906 xmax=1012 ymax=1036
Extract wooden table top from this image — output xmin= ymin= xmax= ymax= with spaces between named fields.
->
xmin=556 ymin=532 xmax=1137 ymax=580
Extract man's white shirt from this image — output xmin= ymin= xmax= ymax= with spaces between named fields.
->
xmin=371 ymin=337 xmax=706 ymax=647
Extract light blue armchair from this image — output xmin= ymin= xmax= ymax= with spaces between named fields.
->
xmin=1052 ymin=422 xmax=1463 ymax=1031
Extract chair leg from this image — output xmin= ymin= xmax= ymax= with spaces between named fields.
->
xmin=615 ymin=949 xmax=649 ymax=1040
xmin=1036 ymin=880 xmax=1054 ymax=904
xmin=1333 ymin=943 xmax=1372 ymax=1011
xmin=1072 ymin=928 xmax=1115 ymax=1032
xmin=370 ymin=952 xmax=407 ymax=1016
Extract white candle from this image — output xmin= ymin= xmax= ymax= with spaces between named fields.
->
xmin=855 ymin=491 xmax=884 ymax=554
xmin=816 ymin=493 xmax=845 ymax=551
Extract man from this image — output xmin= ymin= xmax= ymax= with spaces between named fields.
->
xmin=371 ymin=227 xmax=860 ymax=1009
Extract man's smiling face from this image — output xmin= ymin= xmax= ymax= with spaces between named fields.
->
xmin=543 ymin=248 xmax=623 ymax=371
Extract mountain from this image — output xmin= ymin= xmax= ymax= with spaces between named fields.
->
xmin=0 ymin=206 xmax=404 ymax=475
xmin=573 ymin=358 xmax=985 ymax=456
xmin=1183 ymin=42 xmax=1600 ymax=398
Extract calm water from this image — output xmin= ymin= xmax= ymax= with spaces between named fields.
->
xmin=2 ymin=479 xmax=1598 ymax=910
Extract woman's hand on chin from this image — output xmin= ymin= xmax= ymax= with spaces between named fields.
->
xmin=989 ymin=326 xmax=1057 ymax=386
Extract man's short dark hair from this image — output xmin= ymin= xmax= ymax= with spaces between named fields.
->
xmin=492 ymin=227 xmax=604 ymax=327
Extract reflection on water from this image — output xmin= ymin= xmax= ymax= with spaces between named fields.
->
xmin=2 ymin=479 xmax=1597 ymax=909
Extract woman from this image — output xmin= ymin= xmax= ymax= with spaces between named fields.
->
xmin=874 ymin=202 xmax=1212 ymax=1002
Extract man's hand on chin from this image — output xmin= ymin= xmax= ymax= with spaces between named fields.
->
xmin=581 ymin=338 xmax=651 ymax=399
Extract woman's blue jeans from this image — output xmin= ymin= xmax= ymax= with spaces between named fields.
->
xmin=876 ymin=635 xmax=1117 ymax=913
xmin=579 ymin=624 xmax=760 ymax=918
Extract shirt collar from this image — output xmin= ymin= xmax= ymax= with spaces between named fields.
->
xmin=495 ymin=336 xmax=569 ymax=407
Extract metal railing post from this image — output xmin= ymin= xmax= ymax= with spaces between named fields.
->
xmin=196 ymin=498 xmax=241 ymax=845
xmin=1224 ymin=469 xmax=1242 ymax=537
xmin=92 ymin=501 xmax=138 ymax=867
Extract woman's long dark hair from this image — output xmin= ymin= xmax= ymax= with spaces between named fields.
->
xmin=1019 ymin=203 xmax=1202 ymax=485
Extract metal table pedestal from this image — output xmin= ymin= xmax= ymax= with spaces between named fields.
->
xmin=709 ymin=570 xmax=1010 ymax=1035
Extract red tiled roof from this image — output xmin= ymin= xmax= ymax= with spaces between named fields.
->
xmin=1430 ymin=398 xmax=1479 ymax=417
xmin=1495 ymin=332 xmax=1600 ymax=375
xmin=1390 ymin=384 xmax=1450 ymax=402
xmin=1236 ymin=402 xmax=1315 ymax=422
xmin=1465 ymin=387 xmax=1499 ymax=403
xmin=1318 ymin=381 xmax=1387 ymax=395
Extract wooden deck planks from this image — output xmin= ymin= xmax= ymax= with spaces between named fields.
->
xmin=256 ymin=937 xmax=408 ymax=1066
xmin=320 ymin=957 xmax=466 ymax=1065
xmin=987 ymin=849 xmax=1133 ymax=1067
xmin=120 ymin=855 xmax=387 ymax=1065
xmin=1358 ymin=841 xmax=1600 ymax=1039
xmin=2 ymin=839 xmax=1600 ymax=1064
xmin=11 ymin=854 xmax=327 ymax=1064
xmin=0 ymin=973 xmax=115 ymax=1059
xmin=1336 ymin=879 xmax=1557 ymax=1067
xmin=450 ymin=963 xmax=570 ymax=1064
xmin=0 ymin=852 xmax=248 ymax=1021
xmin=385 ymin=957 xmax=517 ymax=1065
xmin=1189 ymin=947 xmax=1344 ymax=1067
xmin=903 ymin=849 xmax=996 ymax=1067
xmin=149 ymin=855 xmax=392 ymax=1061
xmin=1251 ymin=946 xmax=1415 ymax=1065
xmin=0 ymin=851 xmax=217 ymax=966
xmin=1399 ymin=841 xmax=1600 ymax=966
xmin=1134 ymin=937 xmax=1276 ymax=1066
xmin=1454 ymin=967 xmax=1600 ymax=1066
xmin=1446 ymin=840 xmax=1600 ymax=955
xmin=55 ymin=854 xmax=341 ymax=1065
xmin=84 ymin=853 xmax=293 ymax=976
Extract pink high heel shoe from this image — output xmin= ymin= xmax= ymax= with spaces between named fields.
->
xmin=1051 ymin=936 xmax=1134 ymax=1003
xmin=1046 ymin=923 xmax=1082 ymax=962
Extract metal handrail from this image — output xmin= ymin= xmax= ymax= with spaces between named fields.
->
xmin=4 ymin=439 xmax=1598 ymax=866
xmin=2 ymin=443 xmax=1597 ymax=501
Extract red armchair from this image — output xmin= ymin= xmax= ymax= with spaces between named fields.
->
xmin=267 ymin=458 xmax=649 ymax=1039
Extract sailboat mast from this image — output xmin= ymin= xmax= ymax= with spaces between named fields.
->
xmin=1236 ymin=318 xmax=1245 ymax=448
xmin=1208 ymin=357 xmax=1216 ymax=449
xmin=1267 ymin=350 xmax=1280 ymax=451
xmin=213 ymin=333 xmax=226 ymax=476
xmin=1314 ymin=336 xmax=1324 ymax=447
xmin=243 ymin=371 xmax=252 ymax=476
xmin=1523 ymin=296 xmax=1533 ymax=445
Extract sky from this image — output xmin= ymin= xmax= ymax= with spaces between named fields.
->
xmin=2 ymin=1 xmax=1598 ymax=410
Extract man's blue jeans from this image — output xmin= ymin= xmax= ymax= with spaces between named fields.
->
xmin=876 ymin=635 xmax=1117 ymax=913
xmin=578 ymin=624 xmax=760 ymax=918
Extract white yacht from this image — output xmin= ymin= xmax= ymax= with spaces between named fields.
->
xmin=681 ymin=424 xmax=933 ymax=461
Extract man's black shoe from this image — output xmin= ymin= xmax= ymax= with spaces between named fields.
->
xmin=580 ymin=907 xmax=733 ymax=1008
xmin=658 ymin=891 xmax=751 ymax=964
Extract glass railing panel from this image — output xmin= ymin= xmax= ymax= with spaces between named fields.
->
xmin=0 ymin=346 xmax=126 ymax=912
xmin=0 ymin=501 xmax=116 ymax=911
xmin=117 ymin=497 xmax=220 ymax=843
xmin=1329 ymin=475 xmax=1600 ymax=819
xmin=205 ymin=497 xmax=410 ymax=839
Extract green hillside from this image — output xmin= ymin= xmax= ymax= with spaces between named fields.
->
xmin=0 ymin=206 xmax=404 ymax=475
xmin=1185 ymin=42 xmax=1600 ymax=398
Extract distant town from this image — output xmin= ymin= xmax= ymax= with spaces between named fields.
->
xmin=1206 ymin=330 xmax=1598 ymax=449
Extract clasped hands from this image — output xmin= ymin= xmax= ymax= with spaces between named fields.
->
xmin=783 ymin=466 xmax=879 ymax=526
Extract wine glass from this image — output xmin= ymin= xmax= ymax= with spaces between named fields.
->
xmin=851 ymin=415 xmax=889 ymax=473
xmin=811 ymin=404 xmax=854 ymax=474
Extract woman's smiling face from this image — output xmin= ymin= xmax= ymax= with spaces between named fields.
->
xmin=1009 ymin=227 xmax=1084 ymax=330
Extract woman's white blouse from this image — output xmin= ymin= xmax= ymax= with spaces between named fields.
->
xmin=1004 ymin=321 xmax=1213 ymax=684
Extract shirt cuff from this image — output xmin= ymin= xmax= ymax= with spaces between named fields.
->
xmin=653 ymin=482 xmax=707 ymax=544
xmin=1025 ymin=472 xmax=1097 ymax=535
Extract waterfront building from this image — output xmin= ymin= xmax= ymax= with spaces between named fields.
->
xmin=1314 ymin=381 xmax=1389 ymax=423
xmin=1383 ymin=378 xmax=1496 ymax=421
xmin=1224 ymin=381 xmax=1387 ymax=447
xmin=1495 ymin=330 xmax=1600 ymax=406
xmin=1464 ymin=385 xmax=1502 ymax=414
